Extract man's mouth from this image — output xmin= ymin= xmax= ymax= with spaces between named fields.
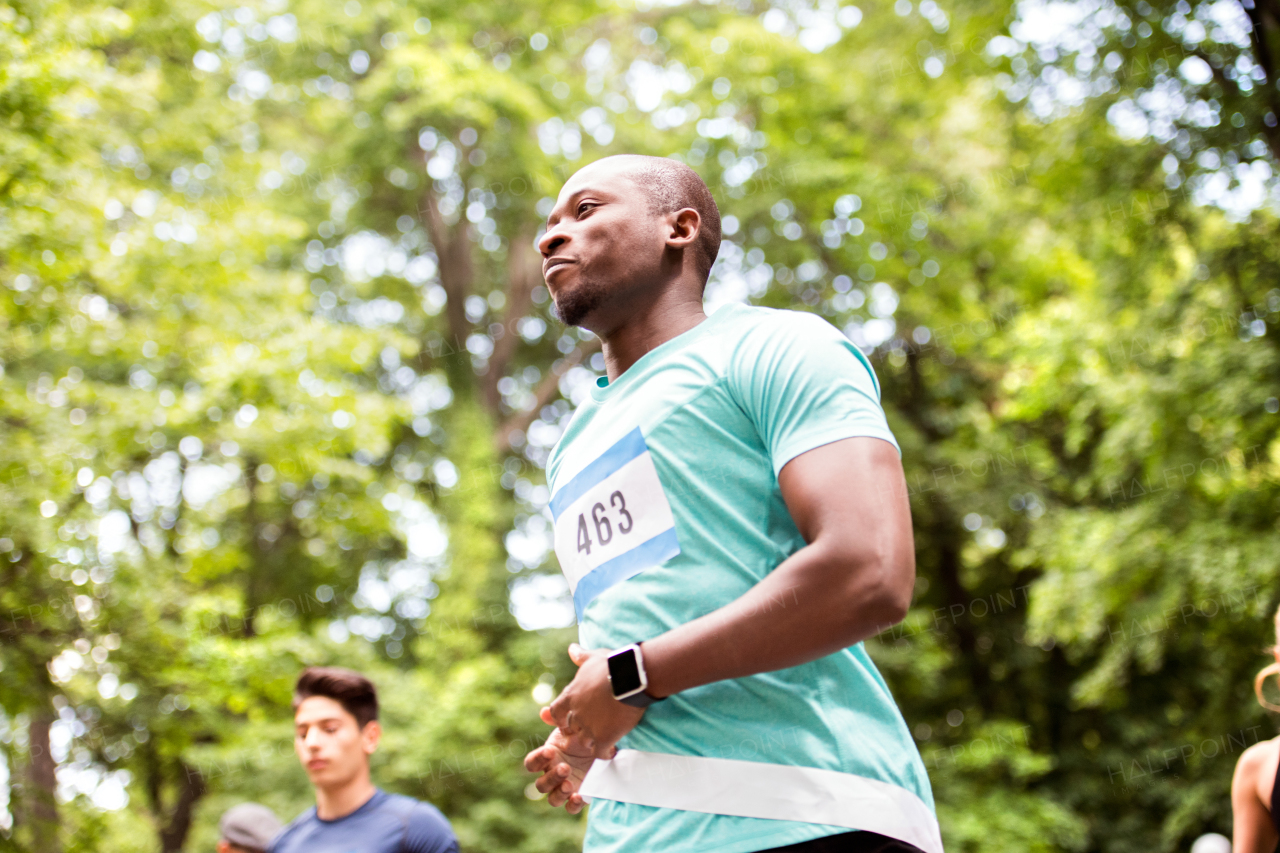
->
xmin=306 ymin=759 xmax=328 ymax=771
xmin=543 ymin=258 xmax=574 ymax=279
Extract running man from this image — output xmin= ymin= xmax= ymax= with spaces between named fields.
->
xmin=271 ymin=667 xmax=458 ymax=853
xmin=523 ymin=155 xmax=940 ymax=853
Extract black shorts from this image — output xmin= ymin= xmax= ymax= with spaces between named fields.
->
xmin=760 ymin=830 xmax=926 ymax=853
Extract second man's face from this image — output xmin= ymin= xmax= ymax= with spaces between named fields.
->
xmin=293 ymin=695 xmax=380 ymax=789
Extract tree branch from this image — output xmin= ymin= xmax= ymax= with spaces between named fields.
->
xmin=158 ymin=761 xmax=205 ymax=853
xmin=481 ymin=229 xmax=542 ymax=415
xmin=418 ymin=180 xmax=473 ymax=350
xmin=1243 ymin=0 xmax=1280 ymax=159
xmin=494 ymin=338 xmax=601 ymax=454
xmin=1190 ymin=41 xmax=1280 ymax=160
xmin=1246 ymin=0 xmax=1276 ymax=77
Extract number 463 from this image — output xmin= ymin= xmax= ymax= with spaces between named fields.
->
xmin=577 ymin=490 xmax=634 ymax=555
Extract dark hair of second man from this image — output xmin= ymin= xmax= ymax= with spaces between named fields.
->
xmin=293 ymin=666 xmax=378 ymax=728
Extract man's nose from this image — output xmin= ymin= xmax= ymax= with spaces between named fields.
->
xmin=537 ymin=227 xmax=566 ymax=258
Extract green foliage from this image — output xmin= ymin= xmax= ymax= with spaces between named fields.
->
xmin=1 ymin=0 xmax=1278 ymax=851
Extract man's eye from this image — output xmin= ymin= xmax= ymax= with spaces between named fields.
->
xmin=578 ymin=203 xmax=596 ymax=215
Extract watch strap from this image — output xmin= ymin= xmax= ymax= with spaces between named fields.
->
xmin=619 ymin=689 xmax=663 ymax=708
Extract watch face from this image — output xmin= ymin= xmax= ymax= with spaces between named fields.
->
xmin=608 ymin=648 xmax=643 ymax=696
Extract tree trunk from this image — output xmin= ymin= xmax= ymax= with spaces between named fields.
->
xmin=242 ymin=456 xmax=262 ymax=638
xmin=1244 ymin=0 xmax=1280 ymax=160
xmin=26 ymin=710 xmax=60 ymax=853
xmin=158 ymin=762 xmax=205 ymax=853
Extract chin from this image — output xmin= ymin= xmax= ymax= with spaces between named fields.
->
xmin=552 ymin=280 xmax=608 ymax=328
xmin=551 ymin=301 xmax=584 ymax=328
xmin=308 ymin=767 xmax=340 ymax=786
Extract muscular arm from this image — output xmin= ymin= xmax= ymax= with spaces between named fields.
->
xmin=640 ymin=435 xmax=914 ymax=697
xmin=539 ymin=436 xmax=915 ymax=767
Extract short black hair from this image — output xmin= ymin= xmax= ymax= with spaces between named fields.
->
xmin=293 ymin=666 xmax=378 ymax=728
xmin=612 ymin=155 xmax=722 ymax=285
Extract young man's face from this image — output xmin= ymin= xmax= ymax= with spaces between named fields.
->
xmin=537 ymin=157 xmax=672 ymax=330
xmin=293 ymin=695 xmax=380 ymax=790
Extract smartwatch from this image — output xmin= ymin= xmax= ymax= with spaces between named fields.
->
xmin=607 ymin=644 xmax=663 ymax=708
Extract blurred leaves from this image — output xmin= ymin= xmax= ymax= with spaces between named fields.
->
xmin=1 ymin=0 xmax=1278 ymax=851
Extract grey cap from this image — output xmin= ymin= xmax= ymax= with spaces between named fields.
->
xmin=219 ymin=803 xmax=283 ymax=851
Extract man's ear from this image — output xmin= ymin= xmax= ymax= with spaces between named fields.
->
xmin=665 ymin=208 xmax=701 ymax=249
xmin=361 ymin=719 xmax=382 ymax=754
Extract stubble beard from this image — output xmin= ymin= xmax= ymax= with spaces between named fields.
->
xmin=552 ymin=273 xmax=611 ymax=328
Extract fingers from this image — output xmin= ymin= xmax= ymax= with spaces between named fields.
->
xmin=534 ymin=762 xmax=571 ymax=795
xmin=568 ymin=642 xmax=588 ymax=665
xmin=524 ymin=745 xmax=553 ymax=773
xmin=548 ymin=692 xmax=569 ymax=729
xmin=562 ymin=710 xmax=594 ymax=750
xmin=547 ymin=774 xmax=574 ymax=805
xmin=526 ymin=744 xmax=591 ymax=813
xmin=550 ymin=786 xmax=585 ymax=812
xmin=545 ymin=764 xmax=579 ymax=806
xmin=539 ymin=706 xmax=555 ymax=726
xmin=549 ymin=697 xmax=592 ymax=748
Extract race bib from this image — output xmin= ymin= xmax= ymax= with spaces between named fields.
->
xmin=550 ymin=427 xmax=680 ymax=621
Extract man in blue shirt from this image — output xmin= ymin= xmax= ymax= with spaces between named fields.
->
xmin=523 ymin=155 xmax=939 ymax=853
xmin=271 ymin=667 xmax=458 ymax=853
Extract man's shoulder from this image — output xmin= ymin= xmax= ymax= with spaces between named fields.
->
xmin=711 ymin=304 xmax=846 ymax=354
xmin=379 ymin=790 xmax=444 ymax=818
xmin=718 ymin=304 xmax=881 ymax=399
xmin=268 ymin=807 xmax=317 ymax=851
xmin=719 ymin=304 xmax=866 ymax=362
xmin=379 ymin=793 xmax=458 ymax=852
xmin=731 ymin=303 xmax=842 ymax=335
xmin=1236 ymin=736 xmax=1280 ymax=776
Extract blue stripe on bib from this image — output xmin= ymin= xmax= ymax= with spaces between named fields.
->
xmin=572 ymin=528 xmax=680 ymax=621
xmin=550 ymin=428 xmax=647 ymax=521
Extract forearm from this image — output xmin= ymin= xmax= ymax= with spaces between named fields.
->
xmin=641 ymin=538 xmax=911 ymax=699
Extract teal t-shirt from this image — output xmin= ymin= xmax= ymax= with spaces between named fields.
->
xmin=546 ymin=304 xmax=937 ymax=853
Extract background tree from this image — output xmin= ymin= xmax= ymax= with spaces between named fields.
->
xmin=1 ymin=0 xmax=1278 ymax=851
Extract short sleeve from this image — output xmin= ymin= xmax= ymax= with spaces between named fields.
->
xmin=403 ymin=802 xmax=459 ymax=853
xmin=728 ymin=310 xmax=899 ymax=476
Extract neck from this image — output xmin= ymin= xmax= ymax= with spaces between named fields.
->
xmin=314 ymin=771 xmax=376 ymax=821
xmin=598 ymin=286 xmax=706 ymax=380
